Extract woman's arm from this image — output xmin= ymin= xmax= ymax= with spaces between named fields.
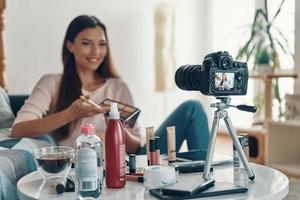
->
xmin=124 ymin=128 xmax=141 ymax=154
xmin=11 ymin=108 xmax=75 ymax=137
xmin=12 ymin=98 xmax=106 ymax=138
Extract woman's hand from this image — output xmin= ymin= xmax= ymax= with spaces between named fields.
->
xmin=67 ymin=97 xmax=108 ymax=120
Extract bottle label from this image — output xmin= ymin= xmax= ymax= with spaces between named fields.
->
xmin=76 ymin=148 xmax=98 ymax=191
xmin=233 ymin=150 xmax=240 ymax=168
xmin=120 ymin=144 xmax=126 ymax=177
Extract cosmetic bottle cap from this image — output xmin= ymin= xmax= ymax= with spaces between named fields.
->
xmin=150 ymin=138 xmax=156 ymax=152
xmin=154 ymin=136 xmax=160 ymax=150
xmin=80 ymin=124 xmax=95 ymax=135
xmin=55 ymin=181 xmax=66 ymax=194
xmin=109 ymin=102 xmax=120 ymax=119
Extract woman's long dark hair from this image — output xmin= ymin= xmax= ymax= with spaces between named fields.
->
xmin=54 ymin=15 xmax=119 ymax=141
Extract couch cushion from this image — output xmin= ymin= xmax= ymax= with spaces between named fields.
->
xmin=0 ymin=149 xmax=36 ymax=200
xmin=0 ymin=87 xmax=15 ymax=129
xmin=0 ymin=135 xmax=52 ymax=200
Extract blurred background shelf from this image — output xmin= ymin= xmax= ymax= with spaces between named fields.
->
xmin=266 ymin=120 xmax=300 ymax=178
xmin=250 ymin=72 xmax=298 ymax=125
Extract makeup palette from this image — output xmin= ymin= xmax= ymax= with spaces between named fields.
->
xmin=101 ymin=98 xmax=141 ymax=127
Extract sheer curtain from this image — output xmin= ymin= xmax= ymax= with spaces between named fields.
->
xmin=154 ymin=0 xmax=175 ymax=91
xmin=0 ymin=0 xmax=5 ymax=89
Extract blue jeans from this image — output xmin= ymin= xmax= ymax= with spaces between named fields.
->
xmin=136 ymin=100 xmax=209 ymax=160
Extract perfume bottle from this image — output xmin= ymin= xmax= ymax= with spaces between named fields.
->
xmin=233 ymin=134 xmax=249 ymax=181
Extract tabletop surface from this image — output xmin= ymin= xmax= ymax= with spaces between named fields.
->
xmin=17 ymin=156 xmax=289 ymax=200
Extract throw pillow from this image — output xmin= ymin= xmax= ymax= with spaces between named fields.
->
xmin=0 ymin=87 xmax=15 ymax=129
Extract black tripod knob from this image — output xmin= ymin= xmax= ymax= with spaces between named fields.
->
xmin=236 ymin=105 xmax=257 ymax=113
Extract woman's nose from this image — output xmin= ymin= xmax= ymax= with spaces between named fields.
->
xmin=91 ymin=44 xmax=100 ymax=55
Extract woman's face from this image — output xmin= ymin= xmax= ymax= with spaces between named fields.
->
xmin=67 ymin=26 xmax=107 ymax=72
xmin=222 ymin=73 xmax=227 ymax=80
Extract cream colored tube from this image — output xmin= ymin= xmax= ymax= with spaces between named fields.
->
xmin=167 ymin=126 xmax=176 ymax=162
xmin=146 ymin=127 xmax=155 ymax=165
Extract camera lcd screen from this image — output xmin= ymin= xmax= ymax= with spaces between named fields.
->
xmin=214 ymin=72 xmax=234 ymax=91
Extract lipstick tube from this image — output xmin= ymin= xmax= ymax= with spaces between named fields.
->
xmin=146 ymin=127 xmax=154 ymax=165
xmin=167 ymin=126 xmax=176 ymax=163
xmin=154 ymin=136 xmax=160 ymax=165
xmin=149 ymin=138 xmax=157 ymax=165
xmin=125 ymin=175 xmax=144 ymax=183
xmin=129 ymin=154 xmax=136 ymax=174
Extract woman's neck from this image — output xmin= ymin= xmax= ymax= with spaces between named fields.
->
xmin=77 ymin=70 xmax=105 ymax=92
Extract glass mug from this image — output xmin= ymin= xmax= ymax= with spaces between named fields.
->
xmin=33 ymin=146 xmax=73 ymax=182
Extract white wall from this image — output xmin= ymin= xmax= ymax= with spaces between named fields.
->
xmin=4 ymin=0 xmax=208 ymax=129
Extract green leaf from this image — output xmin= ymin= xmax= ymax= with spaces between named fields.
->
xmin=271 ymin=0 xmax=286 ymax=24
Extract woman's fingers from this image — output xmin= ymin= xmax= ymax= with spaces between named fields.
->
xmin=69 ymin=98 xmax=108 ymax=118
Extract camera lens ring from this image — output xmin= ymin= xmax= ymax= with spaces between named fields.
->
xmin=175 ymin=65 xmax=203 ymax=91
xmin=175 ymin=65 xmax=190 ymax=90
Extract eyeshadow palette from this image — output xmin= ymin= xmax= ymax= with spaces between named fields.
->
xmin=100 ymin=98 xmax=141 ymax=128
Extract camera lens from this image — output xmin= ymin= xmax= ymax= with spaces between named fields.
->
xmin=175 ymin=65 xmax=190 ymax=90
xmin=221 ymin=57 xmax=232 ymax=69
xmin=175 ymin=65 xmax=202 ymax=91
xmin=189 ymin=65 xmax=202 ymax=90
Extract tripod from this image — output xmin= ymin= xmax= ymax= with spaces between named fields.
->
xmin=203 ymin=97 xmax=256 ymax=180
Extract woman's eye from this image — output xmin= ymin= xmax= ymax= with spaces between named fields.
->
xmin=100 ymin=43 xmax=107 ymax=47
xmin=82 ymin=41 xmax=91 ymax=46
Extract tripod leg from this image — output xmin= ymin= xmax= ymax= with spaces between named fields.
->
xmin=224 ymin=116 xmax=255 ymax=180
xmin=203 ymin=111 xmax=221 ymax=180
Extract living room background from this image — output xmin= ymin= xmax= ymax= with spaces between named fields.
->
xmin=4 ymin=0 xmax=299 ymax=129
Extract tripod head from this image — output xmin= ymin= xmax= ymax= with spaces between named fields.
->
xmin=211 ymin=97 xmax=257 ymax=113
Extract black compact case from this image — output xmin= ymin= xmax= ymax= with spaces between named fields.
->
xmin=150 ymin=182 xmax=248 ymax=200
xmin=161 ymin=179 xmax=215 ymax=196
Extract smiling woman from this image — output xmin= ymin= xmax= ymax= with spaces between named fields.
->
xmin=8 ymin=13 xmax=210 ymax=161
xmin=10 ymin=15 xmax=132 ymax=149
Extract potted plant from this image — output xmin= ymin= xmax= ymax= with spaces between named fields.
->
xmin=255 ymin=48 xmax=272 ymax=72
xmin=236 ymin=0 xmax=292 ymax=121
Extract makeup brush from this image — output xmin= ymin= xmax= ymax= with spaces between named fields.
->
xmin=80 ymin=96 xmax=102 ymax=109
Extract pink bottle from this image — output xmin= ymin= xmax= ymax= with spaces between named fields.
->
xmin=105 ymin=103 xmax=126 ymax=188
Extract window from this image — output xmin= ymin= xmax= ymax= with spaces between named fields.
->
xmin=210 ymin=0 xmax=295 ymax=126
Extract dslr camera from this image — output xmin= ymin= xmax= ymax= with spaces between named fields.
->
xmin=175 ymin=51 xmax=248 ymax=96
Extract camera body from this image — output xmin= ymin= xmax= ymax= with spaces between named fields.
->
xmin=175 ymin=51 xmax=248 ymax=96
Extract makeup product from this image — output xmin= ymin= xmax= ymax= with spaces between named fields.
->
xmin=146 ymin=127 xmax=155 ymax=165
xmin=233 ymin=134 xmax=249 ymax=170
xmin=167 ymin=126 xmax=176 ymax=163
xmin=100 ymin=98 xmax=141 ymax=128
xmin=154 ymin=136 xmax=160 ymax=165
xmin=80 ymin=96 xmax=102 ymax=109
xmin=131 ymin=172 xmax=143 ymax=176
xmin=105 ymin=103 xmax=126 ymax=188
xmin=75 ymin=124 xmax=103 ymax=198
xmin=240 ymin=133 xmax=249 ymax=160
xmin=55 ymin=180 xmax=66 ymax=194
xmin=129 ymin=154 xmax=136 ymax=174
xmin=150 ymin=138 xmax=157 ymax=165
xmin=143 ymin=166 xmax=176 ymax=189
xmin=233 ymin=134 xmax=249 ymax=181
xmin=55 ymin=176 xmax=75 ymax=193
xmin=125 ymin=175 xmax=144 ymax=183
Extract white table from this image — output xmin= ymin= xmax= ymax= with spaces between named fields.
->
xmin=17 ymin=162 xmax=289 ymax=200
